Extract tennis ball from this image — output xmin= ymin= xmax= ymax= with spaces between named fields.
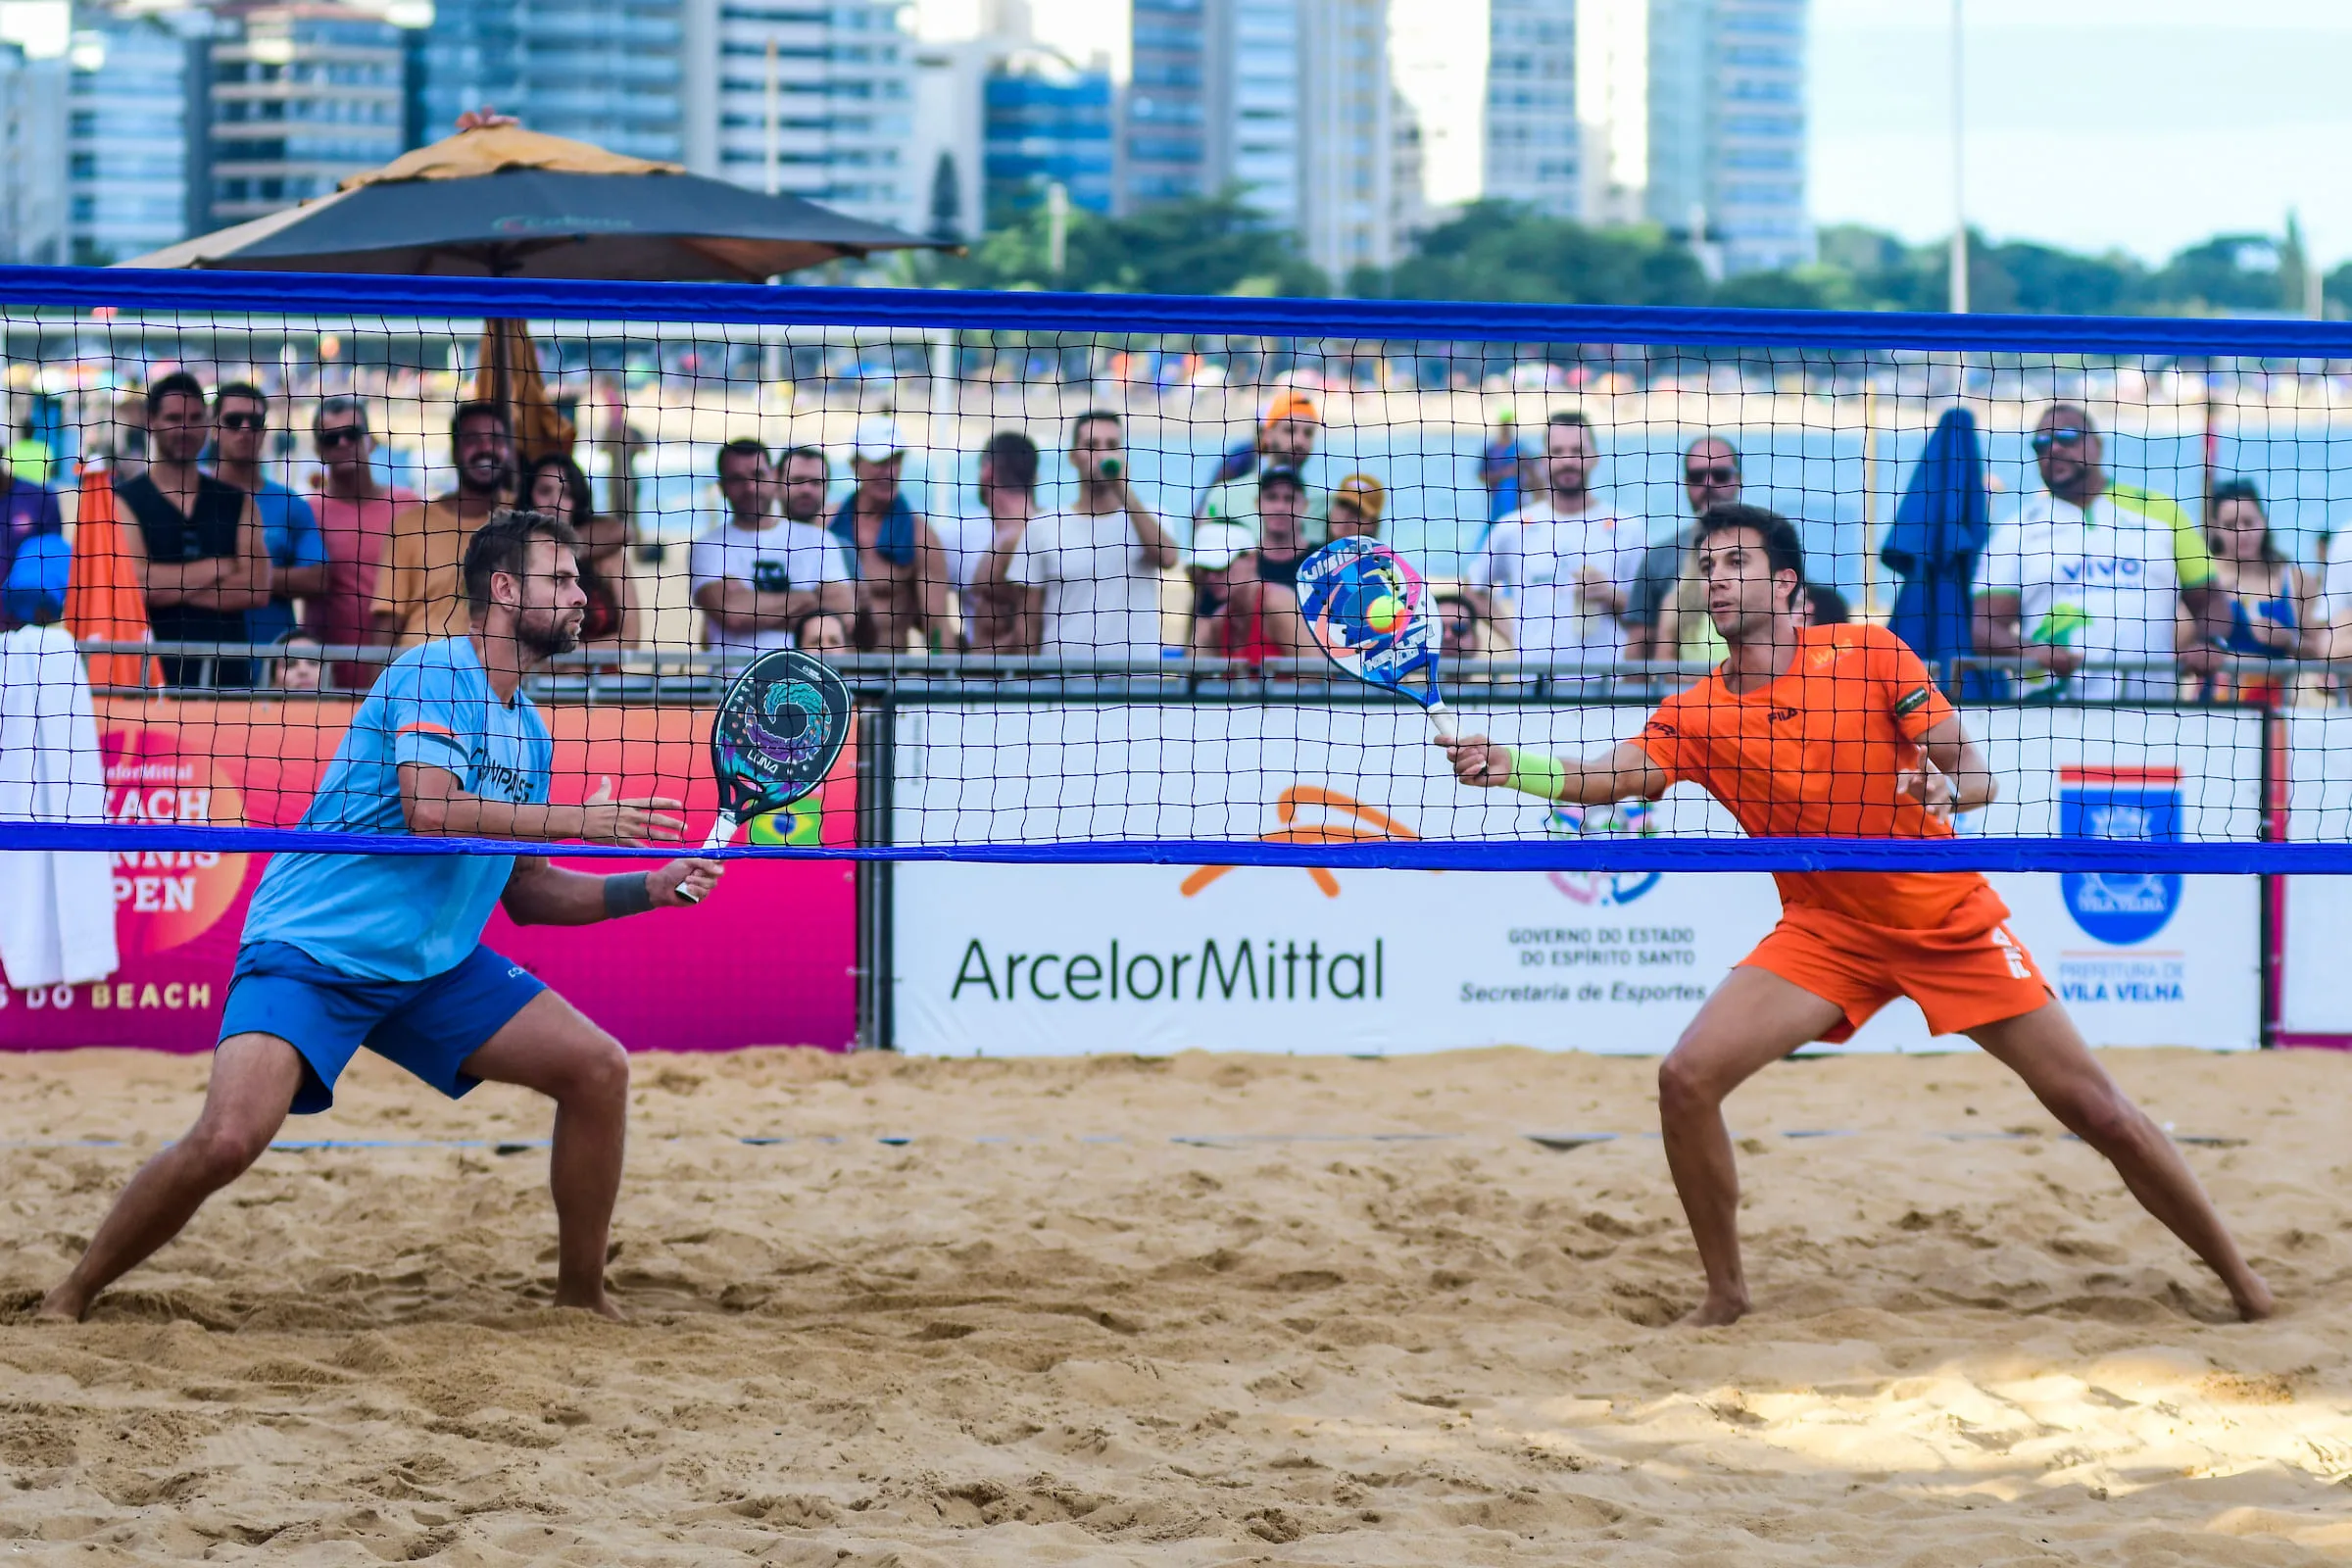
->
xmin=1364 ymin=594 xmax=1401 ymax=632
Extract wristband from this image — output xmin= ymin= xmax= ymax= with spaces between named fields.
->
xmin=603 ymin=871 xmax=655 ymax=918
xmin=1500 ymin=748 xmax=1568 ymax=801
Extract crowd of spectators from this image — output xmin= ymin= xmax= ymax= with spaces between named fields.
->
xmin=2 ymin=372 xmax=2346 ymax=706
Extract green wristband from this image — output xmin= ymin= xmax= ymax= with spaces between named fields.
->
xmin=1502 ymin=749 xmax=1568 ymax=801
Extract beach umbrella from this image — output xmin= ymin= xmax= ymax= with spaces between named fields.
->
xmin=117 ymin=117 xmax=954 ymax=463
xmin=117 ymin=121 xmax=947 ymax=281
xmin=1881 ymin=407 xmax=1992 ymax=690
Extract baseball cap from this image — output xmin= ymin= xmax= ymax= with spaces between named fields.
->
xmin=1188 ymin=521 xmax=1253 ymax=571
xmin=1332 ymin=472 xmax=1385 ymax=522
xmin=851 ymin=416 xmax=906 ymax=463
xmin=1256 ymin=464 xmax=1307 ymax=496
xmin=1263 ymin=389 xmax=1320 ymax=428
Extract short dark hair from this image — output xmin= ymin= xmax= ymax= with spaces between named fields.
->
xmin=1803 ymin=581 xmax=1850 ymax=626
xmin=717 ymin=436 xmax=771 ymax=479
xmin=215 ymin=381 xmax=268 ymax=416
xmin=1694 ymin=504 xmax=1805 ymax=607
xmin=1546 ymin=410 xmax=1592 ymax=432
xmin=145 ymin=370 xmax=207 ymax=416
xmin=1258 ymin=465 xmax=1306 ymax=497
xmin=463 ymin=507 xmax=582 ymax=614
xmin=451 ymin=400 xmax=513 ymax=446
xmin=981 ymin=430 xmax=1040 ymax=494
xmin=1684 ymin=434 xmax=1740 ymax=469
xmin=313 ymin=394 xmax=368 ymax=435
xmin=1072 ymin=409 xmax=1122 ymax=441
xmin=791 ymin=607 xmax=850 ymax=645
xmin=778 ymin=444 xmax=829 ymax=477
xmin=2038 ymin=402 xmax=2097 ymax=435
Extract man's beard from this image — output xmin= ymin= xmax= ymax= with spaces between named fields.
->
xmin=515 ymin=607 xmax=581 ymax=658
xmin=782 ymin=497 xmax=821 ymax=523
xmin=461 ymin=458 xmax=515 ymax=497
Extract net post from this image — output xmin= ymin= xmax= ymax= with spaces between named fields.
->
xmin=853 ymin=692 xmax=897 ymax=1053
xmin=2259 ymin=702 xmax=2287 ymax=1049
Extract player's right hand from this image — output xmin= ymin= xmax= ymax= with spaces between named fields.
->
xmin=2031 ymin=643 xmax=2083 ymax=676
xmin=1436 ymin=734 xmax=1512 ymax=788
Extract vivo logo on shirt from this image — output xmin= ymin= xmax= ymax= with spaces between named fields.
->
xmin=2057 ymin=558 xmax=2146 ymax=584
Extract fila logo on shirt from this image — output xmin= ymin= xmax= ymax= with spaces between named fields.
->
xmin=1765 ymin=706 xmax=1797 ymax=722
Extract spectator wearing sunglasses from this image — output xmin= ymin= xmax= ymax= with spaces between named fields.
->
xmin=305 ymin=396 xmax=416 ymax=691
xmin=1626 ymin=435 xmax=1743 ymax=662
xmin=115 ymin=372 xmax=270 ymax=687
xmin=211 ymin=383 xmax=328 ymax=657
xmin=1975 ymin=404 xmax=2220 ymax=701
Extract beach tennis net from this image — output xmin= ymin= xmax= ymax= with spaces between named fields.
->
xmin=5 ymin=269 xmax=2352 ymax=874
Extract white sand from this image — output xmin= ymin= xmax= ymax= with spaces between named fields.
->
xmin=3 ymin=1044 xmax=2348 ymax=1565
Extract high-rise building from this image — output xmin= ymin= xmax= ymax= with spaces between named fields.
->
xmin=66 ymin=6 xmax=208 ymax=265
xmin=207 ymin=3 xmax=406 ymax=226
xmin=1122 ymin=0 xmax=1396 ymax=282
xmin=418 ymin=0 xmax=688 ymax=163
xmin=1645 ymin=0 xmax=1809 ymax=273
xmin=1481 ymin=0 xmax=1578 ymax=218
xmin=1121 ymin=0 xmax=1217 ymax=210
xmin=683 ymin=0 xmax=916 ymax=231
xmin=0 ymin=39 xmax=70 ymax=265
xmin=983 ymin=46 xmax=1112 ymax=228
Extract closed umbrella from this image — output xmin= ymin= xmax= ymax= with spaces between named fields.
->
xmin=1881 ymin=407 xmax=1993 ymax=694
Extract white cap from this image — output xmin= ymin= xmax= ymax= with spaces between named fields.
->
xmin=1188 ymin=521 xmax=1253 ymax=571
xmin=851 ymin=416 xmax=906 ymax=463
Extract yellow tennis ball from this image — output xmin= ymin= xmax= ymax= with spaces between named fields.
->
xmin=1365 ymin=594 xmax=1401 ymax=632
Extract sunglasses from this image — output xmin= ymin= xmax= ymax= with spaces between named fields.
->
xmin=218 ymin=412 xmax=267 ymax=432
xmin=2032 ymin=427 xmax=2088 ymax=452
xmin=316 ymin=424 xmax=365 ymax=448
xmin=1684 ymin=466 xmax=1739 ymax=484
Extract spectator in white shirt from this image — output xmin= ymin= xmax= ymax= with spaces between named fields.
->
xmin=690 ymin=439 xmax=856 ymax=656
xmin=1468 ymin=410 xmax=1644 ymax=671
xmin=988 ymin=412 xmax=1179 ymax=662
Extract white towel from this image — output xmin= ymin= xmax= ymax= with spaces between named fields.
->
xmin=0 ymin=623 xmax=120 ymax=990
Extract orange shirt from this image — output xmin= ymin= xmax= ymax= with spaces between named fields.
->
xmin=1633 ymin=622 xmax=1991 ymax=931
xmin=372 ymin=496 xmax=477 ymax=647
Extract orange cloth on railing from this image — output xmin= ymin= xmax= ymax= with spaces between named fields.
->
xmin=64 ymin=466 xmax=161 ymax=689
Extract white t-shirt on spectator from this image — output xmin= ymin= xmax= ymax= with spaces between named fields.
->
xmin=2315 ymin=554 xmax=2352 ymax=629
xmin=1469 ymin=499 xmax=1645 ymax=665
xmin=688 ymin=516 xmax=855 ymax=655
xmin=1975 ymin=484 xmax=2208 ymax=701
xmin=936 ymin=509 xmax=1000 ymax=597
xmin=1007 ymin=509 xmax=1166 ymax=660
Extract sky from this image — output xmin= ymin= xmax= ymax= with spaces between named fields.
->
xmin=931 ymin=0 xmax=2352 ymax=270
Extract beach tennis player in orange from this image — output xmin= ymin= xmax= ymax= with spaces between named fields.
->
xmin=1440 ymin=505 xmax=2272 ymax=1327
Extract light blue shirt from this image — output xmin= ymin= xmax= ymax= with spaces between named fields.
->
xmin=246 ymin=477 xmax=328 ymax=647
xmin=244 ymin=637 xmax=553 ymax=980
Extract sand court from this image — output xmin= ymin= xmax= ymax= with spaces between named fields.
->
xmin=2 ymin=1044 xmax=2349 ymax=1565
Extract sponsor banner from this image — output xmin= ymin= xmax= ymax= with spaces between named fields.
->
xmin=0 ymin=697 xmax=857 ymax=1054
xmin=2280 ymin=711 xmax=2352 ymax=1037
xmin=891 ymin=704 xmax=2260 ymax=1054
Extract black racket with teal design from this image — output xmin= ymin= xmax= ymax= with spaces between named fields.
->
xmin=690 ymin=650 xmax=852 ymax=874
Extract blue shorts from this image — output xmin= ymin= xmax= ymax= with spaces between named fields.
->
xmin=220 ymin=941 xmax=547 ymax=1115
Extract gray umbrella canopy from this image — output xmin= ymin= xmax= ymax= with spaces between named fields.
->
xmin=120 ymin=123 xmax=951 ymax=281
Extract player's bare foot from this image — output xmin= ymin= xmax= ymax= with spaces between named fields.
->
xmin=553 ymin=1282 xmax=625 ymax=1322
xmin=34 ymin=1283 xmax=90 ymax=1324
xmin=1679 ymin=1290 xmax=1749 ymax=1328
xmin=2231 ymin=1272 xmax=2277 ymax=1323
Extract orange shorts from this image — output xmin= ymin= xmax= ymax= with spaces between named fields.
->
xmin=1739 ymin=887 xmax=2052 ymax=1043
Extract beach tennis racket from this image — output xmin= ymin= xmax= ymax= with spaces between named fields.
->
xmin=1295 ymin=537 xmax=1458 ymax=741
xmin=680 ymin=650 xmax=852 ymax=900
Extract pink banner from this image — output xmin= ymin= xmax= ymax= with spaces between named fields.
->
xmin=0 ymin=696 xmax=857 ymax=1054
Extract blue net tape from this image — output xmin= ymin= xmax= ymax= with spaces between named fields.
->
xmin=0 ymin=821 xmax=2328 ymax=874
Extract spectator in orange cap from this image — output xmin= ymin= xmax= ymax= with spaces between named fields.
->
xmin=1328 ymin=472 xmax=1385 ymax=539
xmin=1195 ymin=388 xmax=1328 ymax=544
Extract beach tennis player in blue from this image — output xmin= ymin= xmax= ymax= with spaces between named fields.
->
xmin=43 ymin=510 xmax=716 ymax=1323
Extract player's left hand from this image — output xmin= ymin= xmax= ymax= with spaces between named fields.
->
xmin=1896 ymin=765 xmax=1957 ymax=821
xmin=651 ymin=858 xmax=722 ymax=907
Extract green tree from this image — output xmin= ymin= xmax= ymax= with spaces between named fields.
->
xmin=924 ymin=189 xmax=1327 ymax=297
xmin=1357 ymin=202 xmax=1710 ymax=307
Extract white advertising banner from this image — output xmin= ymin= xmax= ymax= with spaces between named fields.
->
xmin=2280 ymin=711 xmax=2351 ymax=1036
xmin=890 ymin=705 xmax=2261 ymax=1055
